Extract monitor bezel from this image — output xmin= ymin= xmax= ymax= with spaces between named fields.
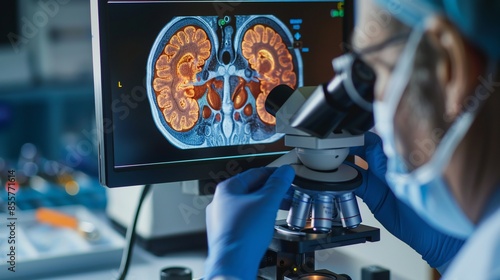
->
xmin=91 ymin=0 xmax=353 ymax=188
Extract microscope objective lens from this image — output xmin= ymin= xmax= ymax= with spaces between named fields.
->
xmin=336 ymin=192 xmax=362 ymax=229
xmin=287 ymin=190 xmax=312 ymax=230
xmin=311 ymin=194 xmax=334 ymax=232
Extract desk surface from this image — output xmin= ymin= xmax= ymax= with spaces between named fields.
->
xmin=32 ymin=240 xmax=421 ymax=280
xmin=14 ymin=206 xmax=427 ymax=280
xmin=38 ymin=246 xmax=207 ymax=280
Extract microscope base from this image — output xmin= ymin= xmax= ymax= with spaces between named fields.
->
xmin=259 ymin=220 xmax=380 ymax=280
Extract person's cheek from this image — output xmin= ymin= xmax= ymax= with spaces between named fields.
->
xmin=374 ymin=68 xmax=390 ymax=101
xmin=394 ymin=93 xmax=431 ymax=170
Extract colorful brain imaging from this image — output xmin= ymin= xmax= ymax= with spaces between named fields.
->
xmin=153 ymin=26 xmax=212 ymax=132
xmin=242 ymin=25 xmax=297 ymax=125
xmin=147 ymin=15 xmax=303 ymax=149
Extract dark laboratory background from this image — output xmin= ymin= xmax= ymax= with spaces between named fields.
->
xmin=0 ymin=0 xmax=106 ymax=211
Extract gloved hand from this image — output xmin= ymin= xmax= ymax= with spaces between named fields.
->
xmin=350 ymin=131 xmax=465 ymax=270
xmin=205 ymin=166 xmax=295 ymax=280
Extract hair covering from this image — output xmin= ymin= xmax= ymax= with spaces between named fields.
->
xmin=374 ymin=0 xmax=500 ymax=59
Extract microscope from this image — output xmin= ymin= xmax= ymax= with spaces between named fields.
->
xmin=259 ymin=54 xmax=381 ymax=280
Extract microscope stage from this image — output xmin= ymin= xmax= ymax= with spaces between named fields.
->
xmin=270 ymin=220 xmax=380 ymax=254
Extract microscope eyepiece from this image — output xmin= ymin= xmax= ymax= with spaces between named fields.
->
xmin=268 ymin=54 xmax=376 ymax=138
xmin=266 ymin=84 xmax=295 ymax=117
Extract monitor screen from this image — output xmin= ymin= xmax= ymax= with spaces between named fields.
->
xmin=0 ymin=1 xmax=19 ymax=47
xmin=91 ymin=0 xmax=351 ymax=187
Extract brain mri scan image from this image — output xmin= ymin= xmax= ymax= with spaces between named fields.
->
xmin=147 ymin=15 xmax=303 ymax=149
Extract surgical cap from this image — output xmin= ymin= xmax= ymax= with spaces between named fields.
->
xmin=374 ymin=0 xmax=500 ymax=59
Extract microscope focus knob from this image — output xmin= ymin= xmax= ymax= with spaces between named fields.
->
xmin=160 ymin=266 xmax=192 ymax=280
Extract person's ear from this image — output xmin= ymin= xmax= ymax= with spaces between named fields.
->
xmin=425 ymin=16 xmax=485 ymax=121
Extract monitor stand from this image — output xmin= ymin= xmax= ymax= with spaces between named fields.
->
xmin=106 ymin=181 xmax=210 ymax=255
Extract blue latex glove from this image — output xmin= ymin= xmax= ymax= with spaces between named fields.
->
xmin=350 ymin=131 xmax=465 ymax=270
xmin=205 ymin=166 xmax=295 ymax=280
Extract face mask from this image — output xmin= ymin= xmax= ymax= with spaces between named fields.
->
xmin=373 ymin=26 xmax=488 ymax=239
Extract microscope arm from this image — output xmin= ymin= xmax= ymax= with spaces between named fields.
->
xmin=267 ymin=149 xmax=300 ymax=168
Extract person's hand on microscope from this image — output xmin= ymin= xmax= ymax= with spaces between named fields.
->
xmin=349 ymin=131 xmax=465 ymax=272
xmin=204 ymin=165 xmax=295 ymax=280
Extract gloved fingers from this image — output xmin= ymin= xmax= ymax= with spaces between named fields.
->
xmin=259 ymin=165 xmax=295 ymax=199
xmin=349 ymin=131 xmax=382 ymax=158
xmin=353 ymin=169 xmax=385 ymax=199
xmin=345 ymin=160 xmax=387 ymax=201
xmin=344 ymin=161 xmax=369 ymax=197
xmin=279 ymin=186 xmax=294 ymax=210
xmin=349 ymin=132 xmax=388 ymax=183
xmin=217 ymin=167 xmax=276 ymax=195
xmin=368 ymin=151 xmax=387 ymax=182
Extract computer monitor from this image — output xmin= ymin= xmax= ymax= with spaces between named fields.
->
xmin=91 ymin=0 xmax=353 ymax=188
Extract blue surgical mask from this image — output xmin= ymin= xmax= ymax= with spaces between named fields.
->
xmin=372 ymin=26 xmax=492 ymax=239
